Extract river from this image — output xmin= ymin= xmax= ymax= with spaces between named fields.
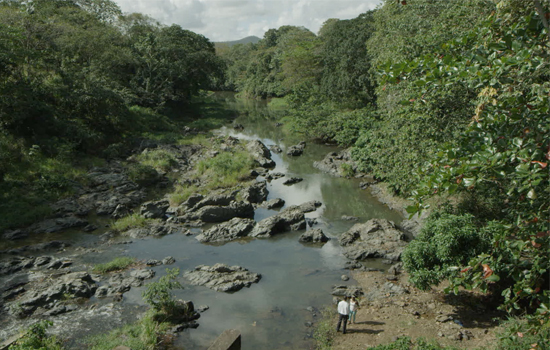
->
xmin=0 ymin=93 xmax=403 ymax=350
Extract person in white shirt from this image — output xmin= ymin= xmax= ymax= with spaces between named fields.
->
xmin=336 ymin=296 xmax=350 ymax=334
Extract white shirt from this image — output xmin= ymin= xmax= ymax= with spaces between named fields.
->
xmin=337 ymin=300 xmax=350 ymax=315
xmin=350 ymin=300 xmax=358 ymax=312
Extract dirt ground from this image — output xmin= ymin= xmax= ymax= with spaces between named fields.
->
xmin=330 ymin=270 xmax=503 ymax=349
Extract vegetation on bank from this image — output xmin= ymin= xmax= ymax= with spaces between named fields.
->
xmin=87 ymin=268 xmax=185 ymax=350
xmin=92 ymin=257 xmax=137 ymax=274
xmin=0 ymin=0 xmax=226 ymax=232
xmin=218 ymin=0 xmax=549 ymax=345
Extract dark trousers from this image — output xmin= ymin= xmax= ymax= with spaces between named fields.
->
xmin=336 ymin=313 xmax=349 ymax=333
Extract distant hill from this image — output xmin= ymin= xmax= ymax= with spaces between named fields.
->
xmin=214 ymin=36 xmax=261 ymax=48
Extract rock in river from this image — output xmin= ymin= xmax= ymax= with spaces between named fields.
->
xmin=184 ymin=264 xmax=261 ymax=292
xmin=299 ymin=228 xmax=330 ymax=243
xmin=339 ymin=219 xmax=408 ymax=261
xmin=195 ymin=218 xmax=256 ymax=243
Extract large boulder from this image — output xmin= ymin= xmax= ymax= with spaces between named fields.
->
xmin=286 ymin=142 xmax=306 ymax=156
xmin=339 ymin=219 xmax=408 ymax=261
xmin=140 ymin=199 xmax=170 ymax=219
xmin=28 ymin=216 xmax=88 ymax=234
xmin=180 ymin=201 xmax=254 ymax=223
xmin=184 ymin=264 xmax=261 ymax=292
xmin=299 ymin=228 xmax=330 ymax=243
xmin=14 ymin=272 xmax=97 ymax=317
xmin=313 ymin=149 xmax=356 ymax=177
xmin=247 ymin=140 xmax=275 ymax=168
xmin=196 ymin=218 xmax=256 ymax=243
xmin=242 ymin=181 xmax=268 ymax=204
xmin=249 ymin=206 xmax=306 ymax=237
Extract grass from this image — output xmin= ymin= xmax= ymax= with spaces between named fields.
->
xmin=368 ymin=337 xmax=463 ymax=349
xmin=196 ymin=150 xmax=255 ymax=190
xmin=177 ymin=133 xmax=213 ymax=146
xmin=168 ymin=184 xmax=202 ymax=207
xmin=92 ymin=257 xmax=136 ymax=274
xmin=135 ymin=149 xmax=177 ymax=172
xmin=111 ymin=213 xmax=157 ymax=232
xmin=313 ymin=307 xmax=337 ymax=350
xmin=85 ymin=311 xmax=171 ymax=350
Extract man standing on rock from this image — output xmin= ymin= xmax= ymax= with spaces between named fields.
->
xmin=336 ymin=296 xmax=350 ymax=334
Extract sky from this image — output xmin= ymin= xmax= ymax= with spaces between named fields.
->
xmin=114 ymin=0 xmax=383 ymax=42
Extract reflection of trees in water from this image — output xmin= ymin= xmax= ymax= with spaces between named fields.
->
xmin=320 ymin=180 xmax=402 ymax=223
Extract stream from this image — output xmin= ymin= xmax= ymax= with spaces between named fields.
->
xmin=1 ymin=93 xmax=403 ymax=350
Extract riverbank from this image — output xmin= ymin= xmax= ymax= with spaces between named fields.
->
xmin=330 ymin=270 xmax=502 ymax=349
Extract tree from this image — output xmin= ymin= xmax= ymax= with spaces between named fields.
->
xmin=389 ymin=4 xmax=549 ymax=327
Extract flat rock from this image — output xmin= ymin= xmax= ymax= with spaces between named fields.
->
xmin=184 ymin=263 xmax=261 ymax=292
xmin=249 ymin=206 xmax=306 ymax=237
xmin=196 ymin=218 xmax=256 ymax=243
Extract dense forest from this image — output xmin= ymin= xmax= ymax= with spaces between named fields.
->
xmin=218 ymin=0 xmax=549 ymax=341
xmin=0 ymin=0 xmax=548 ymax=347
xmin=0 ymin=0 xmax=225 ymax=230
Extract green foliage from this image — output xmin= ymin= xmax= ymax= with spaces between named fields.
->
xmin=196 ymin=150 xmax=255 ymax=189
xmin=92 ymin=257 xmax=136 ymax=274
xmin=169 ymin=184 xmax=201 ymax=207
xmin=394 ymin=4 xmax=550 ymax=326
xmin=367 ymin=337 xmax=462 ymax=350
xmin=402 ymin=212 xmax=491 ymax=290
xmin=125 ymin=163 xmax=159 ymax=186
xmin=9 ymin=320 xmax=63 ymax=350
xmin=313 ymin=307 xmax=336 ymax=350
xmin=86 ymin=311 xmax=170 ymax=350
xmin=135 ymin=149 xmax=177 ymax=172
xmin=111 ymin=213 xmax=157 ymax=232
xmin=495 ymin=317 xmax=550 ymax=350
xmin=142 ymin=268 xmax=182 ymax=315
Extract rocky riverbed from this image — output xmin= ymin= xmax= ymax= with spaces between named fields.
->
xmin=0 ymin=126 xmax=412 ymax=349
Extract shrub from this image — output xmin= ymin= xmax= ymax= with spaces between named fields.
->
xmin=86 ymin=311 xmax=170 ymax=350
xmin=495 ymin=317 xmax=550 ymax=350
xmin=402 ymin=212 xmax=491 ymax=290
xmin=92 ymin=257 xmax=136 ymax=274
xmin=9 ymin=320 xmax=63 ymax=350
xmin=142 ymin=268 xmax=182 ymax=317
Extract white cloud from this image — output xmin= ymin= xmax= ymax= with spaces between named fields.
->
xmin=114 ymin=0 xmax=382 ymax=41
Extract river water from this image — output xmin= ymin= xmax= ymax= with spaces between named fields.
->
xmin=0 ymin=93 xmax=403 ymax=349
xmin=120 ymin=93 xmax=403 ymax=349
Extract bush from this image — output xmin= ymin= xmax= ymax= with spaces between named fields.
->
xmin=92 ymin=257 xmax=136 ymax=274
xmin=495 ymin=317 xmax=550 ymax=350
xmin=142 ymin=268 xmax=182 ymax=317
xmin=9 ymin=320 xmax=63 ymax=350
xmin=402 ymin=212 xmax=491 ymax=290
xmin=86 ymin=311 xmax=170 ymax=350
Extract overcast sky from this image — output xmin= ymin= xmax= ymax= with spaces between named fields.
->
xmin=114 ymin=0 xmax=383 ymax=42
